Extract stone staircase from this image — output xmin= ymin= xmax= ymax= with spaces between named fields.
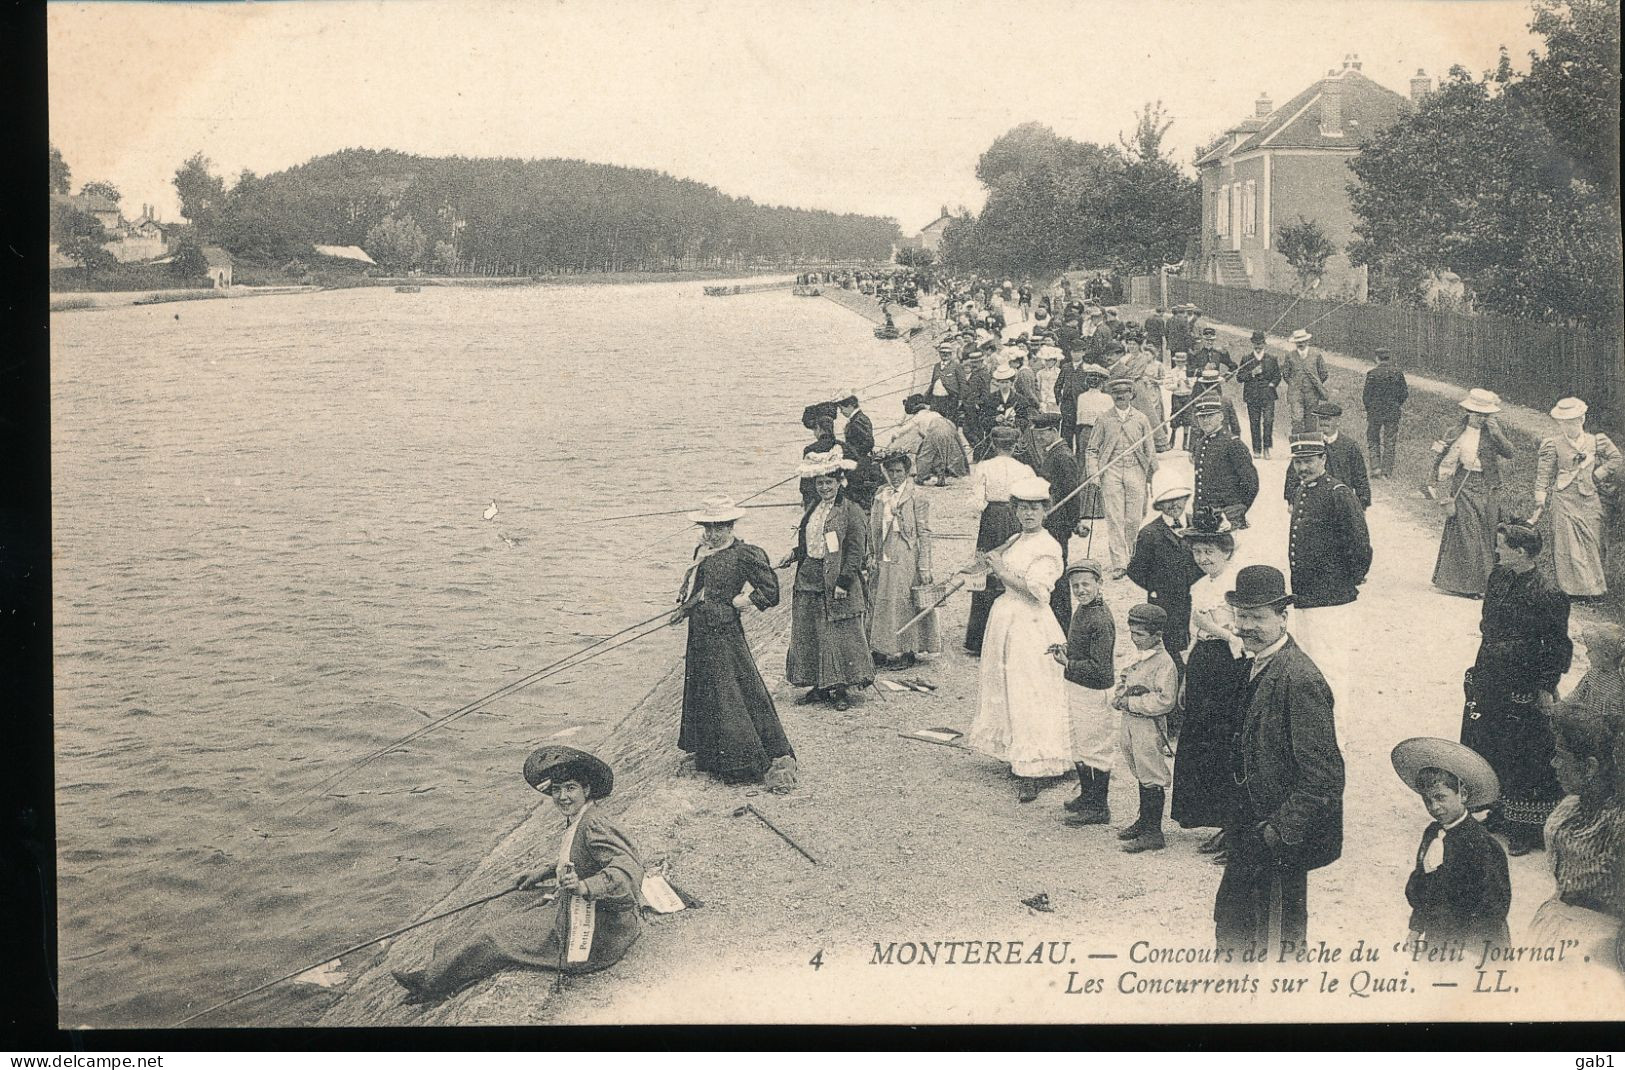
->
xmin=1213 ymin=250 xmax=1250 ymax=288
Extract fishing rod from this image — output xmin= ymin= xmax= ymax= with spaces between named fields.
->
xmin=598 ymin=500 xmax=803 ymax=523
xmin=288 ymin=607 xmax=677 ymax=814
xmin=172 ymin=884 xmax=532 ymax=1026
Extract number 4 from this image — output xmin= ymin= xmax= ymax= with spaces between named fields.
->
xmin=808 ymin=949 xmax=824 ymax=970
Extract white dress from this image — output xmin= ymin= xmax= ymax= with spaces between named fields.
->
xmin=969 ymin=530 xmax=1071 ymax=777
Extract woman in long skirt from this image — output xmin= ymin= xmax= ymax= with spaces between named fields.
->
xmin=1167 ymin=510 xmax=1250 ymax=858
xmin=1431 ymin=391 xmax=1515 ymax=597
xmin=672 ymin=495 xmax=796 ymax=784
xmin=968 ymin=476 xmax=1070 ymax=802
xmin=886 ymin=395 xmax=968 ymax=485
xmin=1532 ymin=396 xmax=1621 ymax=598
xmin=964 ymin=426 xmax=1036 ymax=655
xmin=782 ymin=451 xmax=875 ymax=711
xmin=867 ymin=452 xmax=939 ymax=668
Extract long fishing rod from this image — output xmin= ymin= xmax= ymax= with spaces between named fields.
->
xmin=172 ymin=884 xmax=531 ymax=1027
xmin=597 ymin=500 xmax=803 ymax=523
xmin=288 ymin=608 xmax=677 ymax=814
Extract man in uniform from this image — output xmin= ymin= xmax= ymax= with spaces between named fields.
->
xmin=1284 ymin=430 xmax=1372 ymax=749
xmin=1191 ymin=396 xmax=1260 ymax=529
xmin=1032 ymin=412 xmax=1083 ymax=629
xmin=1088 ymin=377 xmax=1159 ymax=578
xmin=1362 ymin=347 xmax=1409 ymax=477
xmin=1214 ymin=564 xmax=1344 ymax=956
xmin=1284 ymin=402 xmax=1371 ymax=509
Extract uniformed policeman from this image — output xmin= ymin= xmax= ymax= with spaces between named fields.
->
xmin=1191 ymin=396 xmax=1259 ymax=530
xmin=1285 ymin=429 xmax=1372 ymax=750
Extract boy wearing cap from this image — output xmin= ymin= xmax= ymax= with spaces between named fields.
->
xmin=1391 ymin=738 xmax=1512 ymax=950
xmin=1052 ymin=558 xmax=1117 ymax=825
xmin=1284 ymin=402 xmax=1370 ymax=509
xmin=1363 ymin=347 xmax=1408 ymax=477
xmin=1113 ymin=603 xmax=1179 ymax=852
xmin=1235 ymin=330 xmax=1281 ymax=459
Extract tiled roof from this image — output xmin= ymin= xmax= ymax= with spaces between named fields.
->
xmin=1199 ymin=68 xmax=1410 ymax=166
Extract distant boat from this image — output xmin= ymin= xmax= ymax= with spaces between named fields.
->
xmin=395 ymin=285 xmax=422 ymax=293
xmin=792 ymin=286 xmax=822 ymax=297
xmin=873 ymin=324 xmax=901 ymax=340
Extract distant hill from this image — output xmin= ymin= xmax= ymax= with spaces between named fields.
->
xmin=210 ymin=148 xmax=901 ymax=273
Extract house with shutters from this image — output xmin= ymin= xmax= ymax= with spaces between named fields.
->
xmin=1194 ymin=56 xmax=1431 ymax=297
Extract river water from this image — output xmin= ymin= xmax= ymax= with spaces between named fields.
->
xmin=51 ymin=278 xmax=916 ymax=1027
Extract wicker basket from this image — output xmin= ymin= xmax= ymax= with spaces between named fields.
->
xmin=911 ymin=581 xmax=948 ymax=611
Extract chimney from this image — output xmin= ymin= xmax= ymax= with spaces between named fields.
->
xmin=1410 ymin=68 xmax=1433 ymax=103
xmin=1255 ymin=92 xmax=1273 ymax=117
xmin=1320 ymin=71 xmax=1345 ymax=136
xmin=1350 ymin=52 xmax=1362 ymax=71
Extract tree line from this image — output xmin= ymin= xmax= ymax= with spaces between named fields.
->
xmin=170 ymin=148 xmax=901 ymax=274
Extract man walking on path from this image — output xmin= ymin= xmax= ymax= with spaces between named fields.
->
xmin=1281 ymin=329 xmax=1329 ymax=426
xmin=1191 ymin=396 xmax=1260 ymax=530
xmin=1235 ymin=330 xmax=1281 ymax=459
xmin=1362 ymin=347 xmax=1408 ymax=477
xmin=1284 ymin=430 xmax=1372 ymax=750
xmin=1088 ymin=378 xmax=1159 ymax=578
xmin=1214 ymin=565 xmax=1344 ymax=956
xmin=1284 ymin=402 xmax=1371 ymax=509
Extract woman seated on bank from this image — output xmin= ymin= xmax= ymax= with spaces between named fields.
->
xmin=391 ymin=746 xmax=644 ymax=1005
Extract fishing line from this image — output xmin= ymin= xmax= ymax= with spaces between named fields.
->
xmin=172 ymin=884 xmax=531 ymax=1027
xmin=597 ymin=500 xmax=803 ymax=523
xmin=286 ymin=607 xmax=677 ymax=815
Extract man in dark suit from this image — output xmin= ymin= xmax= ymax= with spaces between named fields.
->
xmin=927 ymin=340 xmax=966 ymax=423
xmin=1142 ymin=308 xmax=1168 ymax=358
xmin=838 ymin=394 xmax=879 ymax=509
xmin=1168 ymin=305 xmax=1198 ymax=357
xmin=1191 ymin=396 xmax=1259 ymax=529
xmin=1053 ymin=348 xmax=1092 ymax=450
xmin=1127 ymin=470 xmax=1203 ymax=670
xmin=1284 ymin=402 xmax=1371 ymax=509
xmin=1285 ymin=430 xmax=1372 ymax=740
xmin=1215 ymin=565 xmax=1345 ymax=956
xmin=1235 ymin=329 xmax=1282 ymax=459
xmin=1032 ymin=412 xmax=1082 ymax=629
xmin=1362 ymin=347 xmax=1409 ymax=477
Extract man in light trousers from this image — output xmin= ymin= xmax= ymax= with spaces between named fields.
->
xmin=1088 ymin=377 xmax=1158 ymax=578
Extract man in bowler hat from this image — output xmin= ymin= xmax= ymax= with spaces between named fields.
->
xmin=1215 ymin=565 xmax=1344 ymax=956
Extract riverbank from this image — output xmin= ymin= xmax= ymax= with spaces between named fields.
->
xmin=307 ymin=293 xmax=1620 ymax=1026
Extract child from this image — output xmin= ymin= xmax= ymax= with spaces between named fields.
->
xmin=1050 ymin=558 xmax=1116 ymax=826
xmin=1390 ymin=737 xmax=1512 ymax=951
xmin=1113 ymin=604 xmax=1179 ymax=852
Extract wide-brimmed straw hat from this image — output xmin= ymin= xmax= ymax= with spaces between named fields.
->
xmin=1459 ymin=388 xmax=1502 ymax=414
xmin=1009 ymin=475 xmax=1052 ymax=502
xmin=1079 ymin=363 xmax=1112 ymax=380
xmin=798 ymin=449 xmax=858 ymax=478
xmin=524 ymin=745 xmax=614 ymax=799
xmin=1391 ymin=737 xmax=1500 ymax=809
xmin=1225 ymin=564 xmax=1293 ymax=609
xmin=688 ymin=493 xmax=745 ymax=524
xmin=1551 ymin=397 xmax=1589 ymax=420
xmin=1290 ymin=329 xmax=1313 ymax=344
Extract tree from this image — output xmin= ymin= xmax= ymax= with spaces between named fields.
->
xmin=170 ymin=241 xmax=209 ymax=279
xmin=173 ymin=153 xmax=226 ymax=236
xmin=364 ymin=213 xmax=428 ymax=272
xmin=1275 ymin=217 xmax=1337 ymax=293
xmin=432 ymin=240 xmax=458 ymax=274
xmin=1524 ymin=0 xmax=1620 ymax=199
xmin=79 ymin=180 xmax=121 ymax=205
xmin=51 ymin=201 xmax=115 ymax=279
xmin=48 ymin=144 xmax=70 ymax=195
xmin=1119 ymin=101 xmax=1175 ymax=163
xmin=894 ymin=244 xmax=934 ymax=269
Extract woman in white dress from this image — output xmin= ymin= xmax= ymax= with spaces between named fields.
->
xmin=968 ymin=476 xmax=1071 ymax=802
xmin=1531 ymin=396 xmax=1621 ymax=598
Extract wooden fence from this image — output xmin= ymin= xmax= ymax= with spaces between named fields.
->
xmin=1143 ymin=277 xmax=1625 ymax=439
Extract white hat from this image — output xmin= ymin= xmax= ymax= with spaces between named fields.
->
xmin=1151 ymin=469 xmax=1193 ymax=505
xmin=688 ymin=494 xmax=745 ymax=524
xmin=1009 ymin=476 xmax=1052 ymax=502
xmin=797 ymin=449 xmax=858 ymax=479
xmin=1550 ymin=397 xmax=1588 ymax=420
xmin=1290 ymin=329 xmax=1313 ymax=344
xmin=1459 ymin=388 xmax=1502 ymax=414
xmin=991 ymin=364 xmax=1018 ymax=381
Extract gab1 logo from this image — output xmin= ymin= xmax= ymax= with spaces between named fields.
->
xmin=1574 ymin=1058 xmax=1613 ymax=1070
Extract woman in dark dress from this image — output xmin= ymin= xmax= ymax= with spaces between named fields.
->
xmin=781 ymin=452 xmax=875 ymax=711
xmin=1169 ymin=510 xmax=1251 ymax=858
xmin=671 ymin=495 xmax=796 ymax=784
xmin=799 ymin=404 xmax=841 ymax=508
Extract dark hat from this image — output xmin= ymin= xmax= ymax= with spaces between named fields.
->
xmin=1176 ymin=506 xmax=1235 ymax=541
xmin=1391 ymin=737 xmax=1500 ymax=808
xmin=1225 ymin=565 xmax=1294 ymax=609
xmin=1250 ymin=330 xmax=1267 ymax=344
xmin=990 ymin=425 xmax=1022 ymax=446
xmin=1031 ymin=411 xmax=1063 ymax=430
xmin=1313 ymin=401 xmax=1344 ymax=418
xmin=1201 ymin=327 xmax=1217 ymax=336
xmin=1065 ymin=557 xmax=1104 ymax=580
xmin=1127 ymin=603 xmax=1168 ymax=629
xmin=1374 ymin=346 xmax=1390 ymax=357
xmin=523 ymin=745 xmax=614 ymax=799
xmin=1193 ymin=395 xmax=1225 ymax=414
xmin=1290 ymin=430 xmax=1327 ymax=456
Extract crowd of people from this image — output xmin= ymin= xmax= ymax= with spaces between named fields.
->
xmin=392 ymin=270 xmax=1622 ymax=1005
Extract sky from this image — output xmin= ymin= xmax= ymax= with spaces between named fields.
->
xmin=48 ymin=0 xmax=1542 ymax=234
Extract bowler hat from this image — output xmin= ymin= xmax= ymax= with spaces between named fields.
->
xmin=1201 ymin=327 xmax=1217 ymax=337
xmin=1250 ymin=330 xmax=1267 ymax=344
xmin=1391 ymin=737 xmax=1500 ymax=809
xmin=524 ymin=745 xmax=614 ymax=800
xmin=1225 ymin=565 xmax=1293 ymax=609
